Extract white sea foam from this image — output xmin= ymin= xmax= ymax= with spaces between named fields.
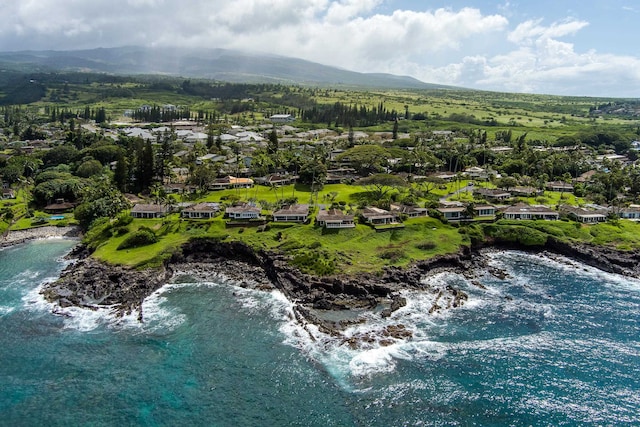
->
xmin=0 ymin=305 xmax=14 ymax=316
xmin=486 ymin=250 xmax=640 ymax=291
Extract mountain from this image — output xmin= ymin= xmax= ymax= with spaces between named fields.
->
xmin=0 ymin=46 xmax=454 ymax=90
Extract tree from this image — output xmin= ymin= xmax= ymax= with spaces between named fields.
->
xmin=347 ymin=126 xmax=355 ymax=147
xmin=113 ymin=154 xmax=128 ymax=192
xmin=76 ymin=159 xmax=104 ymax=178
xmin=74 ymin=179 xmax=131 ymax=230
xmin=189 ymin=163 xmax=217 ymax=191
xmin=268 ymin=127 xmax=279 ymax=155
xmin=156 ymin=129 xmax=176 ymax=183
xmin=298 ymin=158 xmax=327 ymax=186
xmin=418 ymin=177 xmax=444 ymax=196
xmin=392 ymin=119 xmax=399 ymax=140
xmin=496 ymin=176 xmax=518 ymax=191
xmin=42 ymin=145 xmax=79 ymax=168
xmin=336 ymin=145 xmax=390 ymax=175
xmin=360 ymin=173 xmax=406 ymax=201
xmin=135 ymin=140 xmax=155 ymax=192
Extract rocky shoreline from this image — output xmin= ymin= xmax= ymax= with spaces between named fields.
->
xmin=39 ymin=236 xmax=640 ymax=341
xmin=1 ymin=226 xmax=82 ymax=248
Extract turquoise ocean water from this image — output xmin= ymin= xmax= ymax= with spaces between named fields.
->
xmin=1 ymin=239 xmax=639 ymax=426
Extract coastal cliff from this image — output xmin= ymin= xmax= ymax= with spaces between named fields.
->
xmin=40 ymin=236 xmax=640 ymax=338
xmin=41 ymin=238 xmax=471 ymax=336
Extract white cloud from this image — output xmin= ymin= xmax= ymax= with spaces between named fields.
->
xmin=0 ymin=2 xmax=639 ymax=96
xmin=408 ymin=18 xmax=640 ymax=96
xmin=508 ymin=18 xmax=589 ymax=45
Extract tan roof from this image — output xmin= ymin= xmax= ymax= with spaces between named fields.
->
xmin=184 ymin=202 xmax=220 ymax=212
xmin=273 ymin=204 xmax=309 ymax=216
xmin=131 ymin=203 xmax=167 ymax=213
xmin=316 ymin=209 xmax=354 ymax=221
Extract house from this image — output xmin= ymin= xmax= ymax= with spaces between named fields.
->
xmin=390 ymin=204 xmax=429 ymax=218
xmin=225 ymin=204 xmax=261 ymax=220
xmin=163 ymin=183 xmax=197 ymax=194
xmin=44 ymin=199 xmax=76 ymax=214
xmin=272 ymin=204 xmax=309 ymax=223
xmin=436 ymin=206 xmax=466 ymax=221
xmin=131 ymin=203 xmax=168 ymax=219
xmin=433 ymin=172 xmax=457 ymax=182
xmin=502 ymin=204 xmax=559 ymax=220
xmin=562 ymin=206 xmax=607 ymax=223
xmin=316 ymin=209 xmax=355 ymax=229
xmin=546 ymin=181 xmax=574 ymax=193
xmin=182 ymin=202 xmax=220 ymax=219
xmin=269 ymin=114 xmax=295 ymax=123
xmin=2 ymin=188 xmax=15 ymax=199
xmin=474 ymin=205 xmax=497 ymax=217
xmin=463 ymin=166 xmax=497 ymax=180
xmin=575 ymin=170 xmax=597 ymax=184
xmin=255 ymin=174 xmax=294 ymax=186
xmin=510 ymin=186 xmax=544 ymax=197
xmin=361 ymin=207 xmax=401 ymax=225
xmin=474 ymin=188 xmax=511 ymax=202
xmin=210 ymin=176 xmax=254 ymax=190
xmin=619 ymin=205 xmax=640 ymax=221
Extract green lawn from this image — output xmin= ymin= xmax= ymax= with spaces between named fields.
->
xmin=90 ymin=212 xmax=466 ymax=274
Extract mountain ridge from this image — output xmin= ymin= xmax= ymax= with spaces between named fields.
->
xmin=0 ymin=46 xmax=459 ymax=90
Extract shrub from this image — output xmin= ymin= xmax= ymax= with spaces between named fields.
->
xmin=483 ymin=224 xmax=547 ymax=246
xmin=307 ymin=241 xmax=322 ymax=249
xmin=31 ymin=217 xmax=47 ymax=226
xmin=379 ymin=248 xmax=405 ymax=262
xmin=117 ymin=228 xmax=157 ymax=250
xmin=114 ymin=213 xmax=133 ymax=227
xmin=112 ymin=226 xmax=130 ymax=236
xmin=416 ymin=241 xmax=436 ymax=250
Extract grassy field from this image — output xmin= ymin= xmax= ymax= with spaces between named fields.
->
xmin=486 ymin=219 xmax=640 ymax=251
xmin=90 ymin=211 xmax=467 ymax=274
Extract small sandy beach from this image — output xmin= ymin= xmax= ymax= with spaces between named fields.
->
xmin=1 ymin=226 xmax=81 ymax=248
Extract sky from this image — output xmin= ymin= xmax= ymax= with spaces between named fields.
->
xmin=1 ymin=0 xmax=639 ymax=97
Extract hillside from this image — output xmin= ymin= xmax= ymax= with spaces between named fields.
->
xmin=0 ymin=46 xmax=456 ymax=90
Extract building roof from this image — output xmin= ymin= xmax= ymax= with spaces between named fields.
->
xmin=502 ymin=204 xmax=557 ymax=215
xmin=225 ymin=204 xmax=261 ymax=214
xmin=273 ymin=204 xmax=309 ymax=216
xmin=184 ymin=202 xmax=220 ymax=212
xmin=316 ymin=209 xmax=354 ymax=222
xmin=361 ymin=207 xmax=396 ymax=219
xmin=131 ymin=203 xmax=167 ymax=213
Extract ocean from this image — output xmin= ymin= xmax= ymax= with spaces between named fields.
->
xmin=0 ymin=239 xmax=639 ymax=426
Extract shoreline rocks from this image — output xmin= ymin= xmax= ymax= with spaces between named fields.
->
xmin=1 ymin=226 xmax=82 ymax=248
xmin=39 ymin=236 xmax=640 ymax=340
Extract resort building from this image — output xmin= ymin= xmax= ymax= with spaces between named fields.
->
xmin=474 ymin=205 xmax=497 ymax=218
xmin=131 ymin=203 xmax=168 ymax=219
xmin=502 ymin=204 xmax=559 ymax=220
xmin=225 ymin=204 xmax=261 ymax=220
xmin=546 ymin=181 xmax=574 ymax=193
xmin=210 ymin=176 xmax=254 ymax=190
xmin=390 ymin=204 xmax=429 ymax=218
xmin=562 ymin=206 xmax=607 ymax=223
xmin=316 ymin=209 xmax=355 ymax=229
xmin=269 ymin=114 xmax=295 ymax=123
xmin=619 ymin=205 xmax=640 ymax=221
xmin=361 ymin=207 xmax=401 ymax=225
xmin=182 ymin=203 xmax=220 ymax=219
xmin=272 ymin=204 xmax=310 ymax=223
xmin=474 ymin=188 xmax=511 ymax=202
xmin=436 ymin=206 xmax=466 ymax=221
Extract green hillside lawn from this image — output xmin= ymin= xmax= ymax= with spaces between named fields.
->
xmin=91 ymin=213 xmax=466 ymax=274
xmin=489 ymin=219 xmax=640 ymax=251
